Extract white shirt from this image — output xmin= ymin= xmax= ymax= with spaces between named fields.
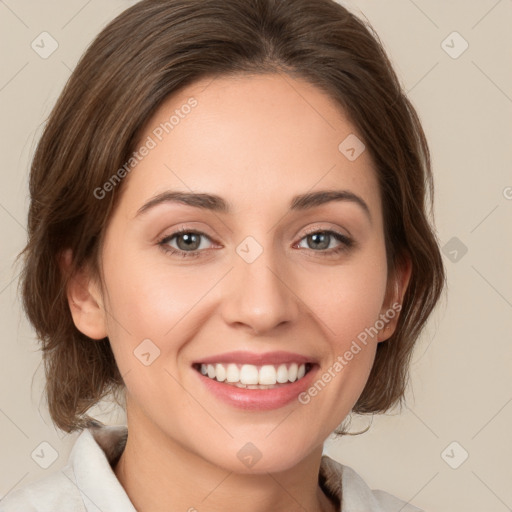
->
xmin=0 ymin=424 xmax=423 ymax=511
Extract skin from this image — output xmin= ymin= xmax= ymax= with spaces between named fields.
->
xmin=66 ymin=72 xmax=411 ymax=512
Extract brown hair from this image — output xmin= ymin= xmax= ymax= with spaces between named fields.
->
xmin=17 ymin=0 xmax=445 ymax=433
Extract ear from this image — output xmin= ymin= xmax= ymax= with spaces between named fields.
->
xmin=377 ymin=254 xmax=412 ymax=343
xmin=59 ymin=248 xmax=108 ymax=340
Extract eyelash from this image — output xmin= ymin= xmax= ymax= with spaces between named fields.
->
xmin=157 ymin=226 xmax=354 ymax=259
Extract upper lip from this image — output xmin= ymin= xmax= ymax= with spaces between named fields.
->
xmin=193 ymin=350 xmax=316 ymax=366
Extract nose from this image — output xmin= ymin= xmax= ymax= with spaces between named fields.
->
xmin=220 ymin=243 xmax=300 ymax=335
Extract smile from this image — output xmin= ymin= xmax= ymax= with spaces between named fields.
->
xmin=193 ymin=362 xmax=312 ymax=388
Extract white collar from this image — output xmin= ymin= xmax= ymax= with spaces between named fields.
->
xmin=65 ymin=424 xmax=420 ymax=512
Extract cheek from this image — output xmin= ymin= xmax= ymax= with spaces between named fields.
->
xmin=308 ymin=249 xmax=389 ymax=349
xmin=102 ymin=248 xmax=208 ymax=335
xmin=99 ymin=244 xmax=228 ymax=384
xmin=294 ymin=249 xmax=388 ymax=427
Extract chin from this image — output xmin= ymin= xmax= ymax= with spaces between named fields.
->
xmin=197 ymin=436 xmax=320 ymax=475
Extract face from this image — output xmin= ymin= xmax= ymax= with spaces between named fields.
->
xmin=73 ymin=73 xmax=406 ymax=474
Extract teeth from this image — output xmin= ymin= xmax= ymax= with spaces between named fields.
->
xmin=240 ymin=364 xmax=259 ymax=385
xmin=215 ymin=363 xmax=226 ymax=382
xmin=259 ymin=365 xmax=277 ymax=385
xmin=226 ymin=363 xmax=239 ymax=383
xmin=276 ymin=364 xmax=288 ymax=383
xmin=199 ymin=362 xmax=308 ymax=385
xmin=288 ymin=363 xmax=298 ymax=382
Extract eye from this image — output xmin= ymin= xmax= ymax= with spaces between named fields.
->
xmin=158 ymin=228 xmax=214 ymax=258
xmin=296 ymin=229 xmax=354 ymax=255
xmin=157 ymin=227 xmax=354 ymax=259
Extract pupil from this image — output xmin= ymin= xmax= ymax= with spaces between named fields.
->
xmin=178 ymin=233 xmax=199 ymax=250
xmin=309 ymin=233 xmax=329 ymax=250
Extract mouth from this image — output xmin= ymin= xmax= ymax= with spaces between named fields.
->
xmin=192 ymin=362 xmax=314 ymax=389
xmin=191 ymin=350 xmax=319 ymax=410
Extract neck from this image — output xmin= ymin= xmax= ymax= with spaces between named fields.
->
xmin=114 ymin=409 xmax=337 ymax=512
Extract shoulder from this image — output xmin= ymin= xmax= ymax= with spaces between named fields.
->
xmin=320 ymin=455 xmax=425 ymax=512
xmin=0 ymin=424 xmax=132 ymax=512
xmin=372 ymin=488 xmax=426 ymax=512
xmin=0 ymin=465 xmax=85 ymax=512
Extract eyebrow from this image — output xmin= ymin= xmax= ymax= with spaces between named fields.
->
xmin=136 ymin=189 xmax=371 ymax=221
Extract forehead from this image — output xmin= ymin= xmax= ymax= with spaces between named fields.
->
xmin=117 ymin=72 xmax=381 ymax=218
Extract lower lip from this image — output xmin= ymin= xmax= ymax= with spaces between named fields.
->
xmin=194 ymin=365 xmax=319 ymax=410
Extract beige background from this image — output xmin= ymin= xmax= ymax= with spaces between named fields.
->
xmin=1 ymin=0 xmax=511 ymax=510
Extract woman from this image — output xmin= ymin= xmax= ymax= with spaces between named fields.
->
xmin=4 ymin=0 xmax=445 ymax=510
